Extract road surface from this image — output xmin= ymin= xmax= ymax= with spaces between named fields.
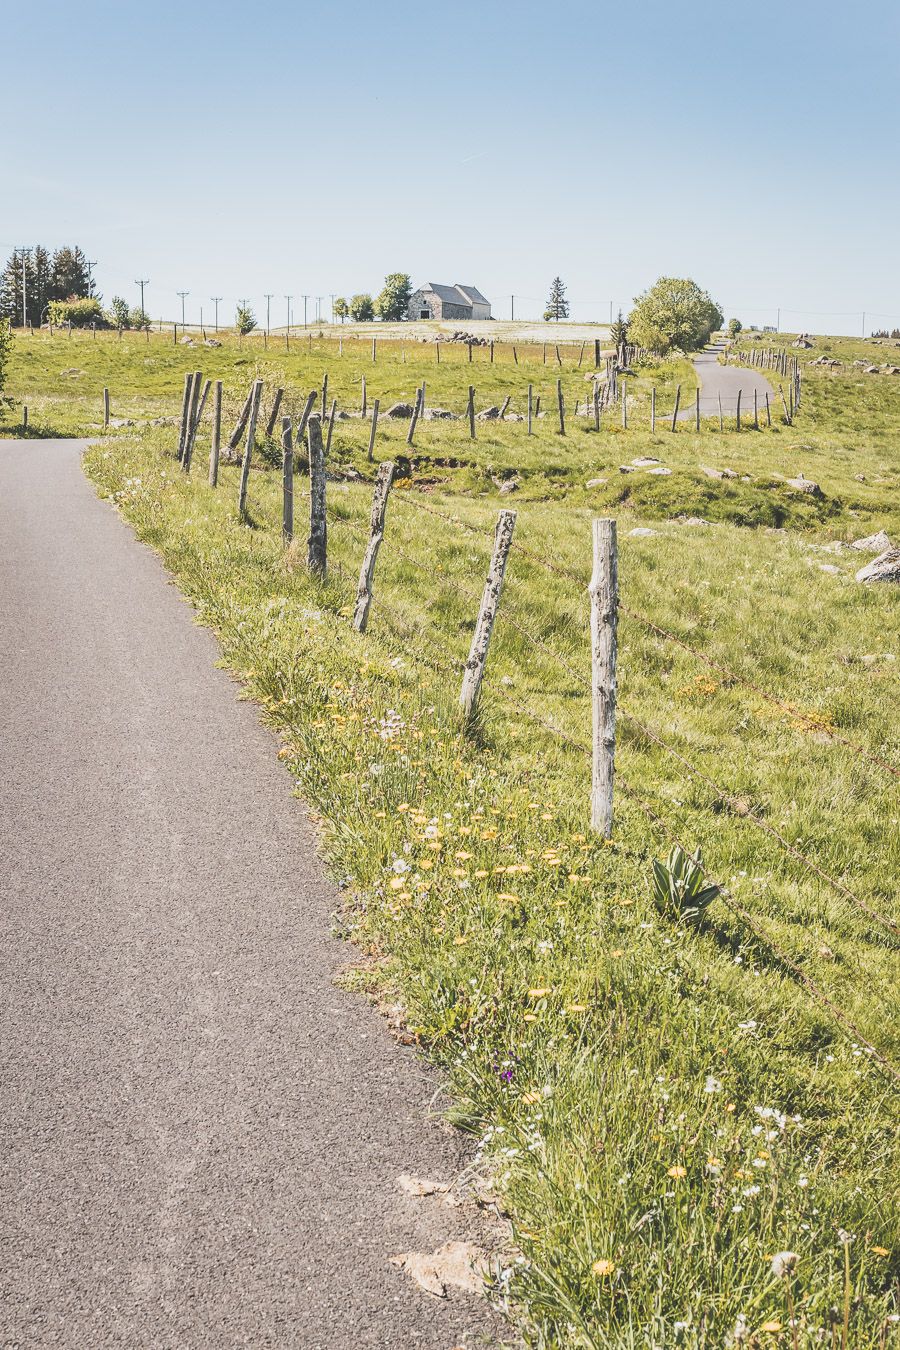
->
xmin=682 ymin=341 xmax=775 ymax=418
xmin=0 ymin=440 xmax=503 ymax=1348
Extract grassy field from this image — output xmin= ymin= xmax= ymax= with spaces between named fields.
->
xmin=3 ymin=327 xmax=898 ymax=1347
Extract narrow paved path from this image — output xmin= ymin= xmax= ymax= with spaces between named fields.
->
xmin=0 ymin=441 xmax=502 ymax=1349
xmin=682 ymin=341 xmax=775 ymax=418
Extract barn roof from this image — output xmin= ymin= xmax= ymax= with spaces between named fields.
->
xmin=454 ymin=285 xmax=489 ymax=306
xmin=422 ymin=282 xmax=490 ymax=308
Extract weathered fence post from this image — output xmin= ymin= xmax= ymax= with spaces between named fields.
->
xmin=209 ymin=380 xmax=222 ymax=486
xmin=589 ymin=517 xmax=618 ymax=838
xmin=459 ymin=509 xmax=517 ymax=719
xmin=780 ymin=385 xmax=791 ymax=424
xmin=670 ymin=384 xmax=681 ymax=431
xmin=695 ymin=387 xmax=700 ymax=431
xmin=527 ymin=383 xmax=533 ymax=435
xmin=281 ymin=416 xmax=294 ymax=545
xmin=361 ymin=374 xmax=367 ymax=417
xmin=650 ymin=386 xmax=656 ymax=431
xmin=468 ymin=385 xmax=476 ymax=439
xmin=753 ymin=388 xmax=759 ymax=430
xmin=177 ymin=373 xmax=192 ymax=458
xmin=736 ymin=389 xmax=742 ymax=430
xmin=621 ymin=379 xmax=627 ymax=429
xmin=227 ymin=383 xmax=256 ymax=455
xmin=718 ymin=392 xmax=723 ymax=431
xmin=181 ymin=371 xmax=202 ymax=470
xmin=499 ymin=394 xmax=511 ymax=418
xmin=265 ymin=386 xmax=285 ymax=440
xmin=321 ymin=372 xmax=328 ymax=421
xmin=307 ymin=415 xmax=327 ymax=575
xmin=237 ymin=379 xmax=263 ymax=518
xmin=557 ymin=378 xmax=565 ymax=435
xmin=22 ymin=405 xmax=27 ymax=430
xmin=765 ymin=391 xmax=771 ymax=427
xmin=367 ymin=398 xmax=380 ymax=462
xmin=103 ymin=387 xmax=110 ymax=428
xmin=594 ymin=384 xmax=601 ymax=431
xmin=353 ymin=460 xmax=395 ymax=633
xmin=406 ymin=387 xmax=422 ymax=445
xmin=371 ymin=337 xmax=377 ymax=364
xmin=325 ymin=397 xmax=337 ymax=455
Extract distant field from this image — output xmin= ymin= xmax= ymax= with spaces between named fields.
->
xmin=4 ymin=328 xmax=898 ymax=1346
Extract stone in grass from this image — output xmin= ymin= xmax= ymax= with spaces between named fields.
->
xmin=678 ymin=516 xmax=710 ymax=527
xmin=701 ymin=465 xmax=738 ymax=480
xmin=855 ymin=549 xmax=900 ymax=584
xmin=498 ymin=479 xmax=519 ymax=495
xmin=646 ymin=466 xmax=672 ymax=476
xmin=631 ymin=456 xmax=660 ymax=467
xmin=383 ymin=401 xmax=416 ymax=419
xmin=179 ymin=335 xmax=195 ymax=345
xmin=619 ymin=464 xmax=637 ymax=474
xmin=851 ymin=530 xmax=892 ymax=553
xmin=786 ymin=473 xmax=823 ymax=497
xmin=629 ymin=527 xmax=657 ymax=537
xmin=476 ymin=406 xmax=501 ymax=420
xmin=818 ymin=563 xmax=843 ymax=575
xmin=423 ymin=408 xmax=457 ymax=420
xmin=586 ymin=477 xmax=607 ymax=488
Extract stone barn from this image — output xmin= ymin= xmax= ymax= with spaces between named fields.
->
xmin=407 ymin=283 xmax=492 ymax=322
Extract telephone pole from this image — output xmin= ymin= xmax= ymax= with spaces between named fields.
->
xmin=211 ymin=296 xmax=222 ymax=332
xmin=284 ymin=295 xmax=293 ymax=337
xmin=330 ymin=293 xmax=336 ymax=324
xmin=135 ymin=278 xmax=149 ymax=316
xmin=21 ymin=248 xmax=28 ymax=328
xmin=177 ymin=291 xmax=189 ymax=327
xmin=302 ymin=295 xmax=309 ymax=328
xmin=315 ymin=296 xmax=324 ymax=323
xmin=510 ymin=294 xmax=514 ymax=321
xmin=264 ymin=292 xmax=274 ymax=335
xmin=86 ymin=259 xmax=98 ymax=296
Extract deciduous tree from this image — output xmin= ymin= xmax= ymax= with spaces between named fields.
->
xmin=629 ymin=277 xmax=723 ymax=354
xmin=349 ymin=293 xmax=374 ymax=322
xmin=375 ymin=273 xmax=412 ymax=322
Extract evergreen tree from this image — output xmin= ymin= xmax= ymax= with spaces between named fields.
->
xmin=609 ymin=310 xmax=629 ymax=364
xmin=543 ymin=277 xmax=569 ymax=321
xmin=0 ymin=248 xmax=26 ymax=325
xmin=31 ymin=246 xmax=53 ymax=324
xmin=50 ymin=245 xmax=91 ymax=301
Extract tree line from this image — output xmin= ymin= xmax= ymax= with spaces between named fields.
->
xmin=0 ymin=245 xmax=152 ymax=331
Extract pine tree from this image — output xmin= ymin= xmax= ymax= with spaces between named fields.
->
xmin=50 ymin=245 xmax=91 ymax=302
xmin=543 ymin=277 xmax=569 ymax=322
xmin=0 ymin=248 xmax=25 ymax=325
xmin=609 ymin=310 xmax=629 ymax=365
xmin=31 ymin=246 xmax=53 ymax=324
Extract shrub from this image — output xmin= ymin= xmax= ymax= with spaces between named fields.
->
xmin=728 ymin=317 xmax=743 ymax=338
xmin=350 ymin=293 xmax=374 ymax=322
xmin=235 ymin=305 xmax=257 ymax=335
xmin=48 ymin=297 xmax=105 ymax=328
xmin=129 ymin=306 xmax=150 ymax=331
xmin=0 ymin=320 xmax=12 ymax=398
xmin=107 ymin=296 xmax=129 ymax=329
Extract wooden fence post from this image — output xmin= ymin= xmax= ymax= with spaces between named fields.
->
xmin=459 ymin=509 xmax=517 ymax=719
xmin=265 ymin=387 xmax=285 ymax=440
xmin=372 ymin=337 xmax=377 ymax=364
xmin=765 ymin=391 xmax=771 ymax=427
xmin=527 ymin=383 xmax=533 ymax=435
xmin=406 ymin=388 xmax=422 ymax=445
xmin=282 ymin=416 xmax=294 ymax=545
xmin=468 ymin=385 xmax=476 ymax=438
xmin=227 ymin=383 xmax=256 ymax=454
xmin=589 ymin=517 xmax=618 ymax=838
xmin=670 ymin=384 xmax=681 ymax=431
xmin=695 ymin=387 xmax=700 ymax=431
xmin=22 ymin=405 xmax=27 ymax=430
xmin=180 ymin=372 xmax=200 ymax=468
xmin=295 ymin=390 xmax=316 ymax=450
xmin=594 ymin=385 xmax=601 ymax=431
xmin=237 ymin=379 xmax=263 ymax=518
xmin=621 ymin=379 xmax=627 ymax=429
xmin=103 ymin=387 xmax=110 ymax=428
xmin=736 ymin=389 xmax=742 ymax=430
xmin=184 ymin=375 xmax=210 ymax=472
xmin=307 ymin=415 xmax=327 ymax=574
xmin=753 ymin=388 xmax=759 ymax=430
xmin=353 ymin=460 xmax=395 ymax=633
xmin=650 ymin=386 xmax=656 ymax=432
xmin=325 ymin=398 xmax=337 ymax=455
xmin=209 ymin=380 xmax=222 ymax=486
xmin=557 ymin=378 xmax=565 ymax=435
xmin=321 ymin=372 xmax=328 ymax=421
xmin=718 ymin=392 xmax=723 ymax=431
xmin=361 ymin=374 xmax=367 ymax=417
xmin=177 ymin=372 xmax=192 ymax=458
xmin=367 ymin=398 xmax=380 ymax=462
xmin=779 ymin=385 xmax=791 ymax=424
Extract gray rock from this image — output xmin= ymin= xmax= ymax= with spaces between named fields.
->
xmin=818 ymin=563 xmax=842 ymax=575
xmin=678 ymin=516 xmax=710 ymax=527
xmin=619 ymin=465 xmax=637 ymax=473
xmin=179 ymin=336 xmax=195 ymax=346
xmin=855 ymin=548 xmax=900 ymax=584
xmin=423 ymin=408 xmax=457 ymax=420
xmin=628 ymin=527 xmax=657 ymax=537
xmin=786 ymin=474 xmax=823 ymax=497
xmin=476 ymin=406 xmax=501 ymax=420
xmin=647 ymin=466 xmax=672 ymax=476
xmin=108 ymin=417 xmax=134 ymax=428
xmin=585 ymin=477 xmax=607 ymax=488
xmin=151 ymin=416 xmax=178 ymax=427
xmin=851 ymin=530 xmax=892 ymax=552
xmin=383 ymin=402 xmax=416 ymax=419
xmin=503 ymin=413 xmax=525 ymax=422
xmin=632 ymin=457 xmax=660 ymax=467
xmin=204 ymin=338 xmax=222 ymax=348
xmin=498 ymin=479 xmax=519 ymax=494
xmin=701 ymin=465 xmax=738 ymax=480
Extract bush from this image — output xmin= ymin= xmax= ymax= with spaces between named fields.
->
xmin=728 ymin=317 xmax=743 ymax=338
xmin=0 ymin=321 xmax=12 ymax=398
xmin=629 ymin=277 xmax=723 ymax=354
xmin=107 ymin=296 xmax=129 ymax=329
xmin=129 ymin=306 xmax=150 ymax=331
xmin=235 ymin=305 xmax=257 ymax=335
xmin=48 ymin=297 xmax=105 ymax=328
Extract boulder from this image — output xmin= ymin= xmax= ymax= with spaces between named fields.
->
xmin=701 ymin=465 xmax=738 ymax=480
xmin=585 ymin=477 xmax=607 ymax=488
xmin=647 ymin=466 xmax=672 ymax=475
xmin=786 ymin=474 xmax=823 ymax=497
xmin=498 ymin=479 xmax=519 ymax=495
xmin=503 ymin=413 xmax=525 ymax=422
xmin=204 ymin=338 xmax=222 ymax=347
xmin=179 ymin=336 xmax=195 ymax=345
xmin=476 ymin=406 xmax=501 ymax=420
xmin=423 ymin=408 xmax=457 ymax=420
xmin=632 ymin=456 xmax=660 ymax=467
xmin=855 ymin=548 xmax=900 ymax=584
xmin=383 ymin=401 xmax=416 ymax=419
xmin=628 ymin=527 xmax=657 ymax=537
xmin=851 ymin=530 xmax=892 ymax=553
xmin=678 ymin=516 xmax=710 ymax=527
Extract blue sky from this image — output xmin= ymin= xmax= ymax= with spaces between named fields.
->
xmin=3 ymin=0 xmax=899 ymax=333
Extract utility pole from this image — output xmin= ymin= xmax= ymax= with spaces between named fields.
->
xmin=284 ymin=295 xmax=293 ymax=337
xmin=861 ymin=311 xmax=866 ymax=338
xmin=21 ymin=248 xmax=28 ymax=328
xmin=264 ymin=293 xmax=273 ymax=335
xmin=609 ymin=300 xmax=613 ymax=324
xmin=177 ymin=290 xmax=189 ymax=327
xmin=86 ymin=259 xmax=98 ymax=296
xmin=302 ymin=295 xmax=309 ymax=328
xmin=510 ymin=294 xmax=514 ymax=321
xmin=776 ymin=307 xmax=781 ymax=333
xmin=329 ymin=293 xmax=336 ymax=325
xmin=211 ymin=296 xmax=221 ymax=332
xmin=315 ymin=296 xmax=324 ymax=323
xmin=135 ymin=278 xmax=149 ymax=316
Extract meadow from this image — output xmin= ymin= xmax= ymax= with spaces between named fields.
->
xmin=4 ymin=326 xmax=898 ymax=1347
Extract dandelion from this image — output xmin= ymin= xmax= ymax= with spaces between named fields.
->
xmin=870 ymin=1245 xmax=890 ymax=1257
xmin=667 ymin=1165 xmax=687 ymax=1179
xmin=759 ymin=1321 xmax=782 ymax=1334
xmin=527 ymin=988 xmax=552 ymax=999
xmin=705 ymin=1075 xmax=723 ymax=1094
xmin=591 ymin=1259 xmax=615 ymax=1277
xmin=732 ymin=1313 xmax=750 ymax=1344
xmin=771 ymin=1251 xmax=798 ymax=1279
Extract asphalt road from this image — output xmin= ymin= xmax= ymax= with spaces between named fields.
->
xmin=0 ymin=441 xmax=502 ymax=1349
xmin=683 ymin=342 xmax=775 ymax=417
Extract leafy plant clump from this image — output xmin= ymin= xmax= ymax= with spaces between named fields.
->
xmin=652 ymin=844 xmax=720 ymax=923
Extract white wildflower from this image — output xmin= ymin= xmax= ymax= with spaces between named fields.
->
xmin=771 ymin=1251 xmax=799 ymax=1278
